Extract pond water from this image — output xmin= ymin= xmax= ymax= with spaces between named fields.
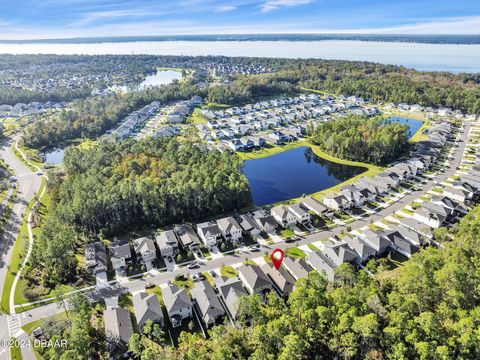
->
xmin=109 ymin=69 xmax=182 ymax=92
xmin=243 ymin=146 xmax=367 ymax=206
xmin=42 ymin=148 xmax=65 ymax=164
xmin=387 ymin=117 xmax=423 ymax=139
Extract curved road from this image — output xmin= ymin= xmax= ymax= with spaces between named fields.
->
xmin=0 ymin=137 xmax=42 ymax=360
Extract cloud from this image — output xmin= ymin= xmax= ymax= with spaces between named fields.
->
xmin=215 ymin=5 xmax=237 ymax=13
xmin=261 ymin=0 xmax=313 ymax=12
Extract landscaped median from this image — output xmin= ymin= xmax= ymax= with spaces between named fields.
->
xmin=0 ymin=178 xmax=46 ymax=314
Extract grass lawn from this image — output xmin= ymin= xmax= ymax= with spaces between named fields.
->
xmin=285 ymin=247 xmax=306 ymax=258
xmin=173 ymin=276 xmax=195 ymax=291
xmin=202 ymin=272 xmax=215 ymax=287
xmin=21 ymin=311 xmax=68 ymax=335
xmin=187 ymin=108 xmax=208 ymax=125
xmin=243 ymin=259 xmax=257 ymax=266
xmin=307 ymin=243 xmax=320 ymax=252
xmin=220 ymin=265 xmax=238 ymax=278
xmin=9 ymin=338 xmax=23 ymax=360
xmin=277 ymin=228 xmax=295 ymax=238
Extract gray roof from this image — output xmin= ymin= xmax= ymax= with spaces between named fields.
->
xmin=361 ymin=229 xmax=392 ymax=252
xmin=237 ymin=264 xmax=273 ymax=293
xmin=342 ymin=235 xmax=376 ymax=258
xmin=305 ymin=251 xmax=337 ymax=281
xmin=255 ymin=215 xmax=277 ymax=229
xmin=133 ymin=292 xmax=163 ymax=329
xmin=133 ymin=237 xmax=156 ymax=255
xmin=155 ymin=230 xmax=178 ymax=250
xmin=261 ymin=263 xmax=295 ymax=295
xmin=301 ymin=197 xmax=329 ymax=215
xmin=174 ymin=224 xmax=201 ymax=248
xmin=215 ymin=276 xmax=248 ymax=319
xmin=271 ymin=205 xmax=292 ymax=220
xmin=104 ymin=308 xmax=133 ymax=344
xmin=191 ymin=280 xmax=225 ymax=326
xmin=238 ymin=214 xmax=262 ymax=232
xmin=217 ymin=217 xmax=242 ymax=233
xmin=162 ymin=284 xmax=192 ymax=315
xmin=197 ymin=222 xmax=222 ymax=237
xmin=282 ymin=257 xmax=312 ymax=280
xmin=109 ymin=240 xmax=132 ymax=260
xmin=85 ymin=242 xmax=107 ymax=272
xmin=323 ymin=241 xmax=359 ymax=266
xmin=399 ymin=218 xmax=433 ymax=237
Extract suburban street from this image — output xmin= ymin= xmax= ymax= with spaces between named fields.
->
xmin=0 ymin=137 xmax=42 ymax=360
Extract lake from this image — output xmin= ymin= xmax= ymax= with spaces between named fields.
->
xmin=243 ymin=146 xmax=366 ymax=206
xmin=109 ymin=69 xmax=182 ymax=92
xmin=42 ymin=148 xmax=64 ymax=164
xmin=1 ymin=40 xmax=479 ymax=73
xmin=387 ymin=117 xmax=423 ymax=138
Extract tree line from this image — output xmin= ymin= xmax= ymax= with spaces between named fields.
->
xmin=31 ymin=138 xmax=252 ymax=286
xmin=309 ymin=115 xmax=411 ymax=165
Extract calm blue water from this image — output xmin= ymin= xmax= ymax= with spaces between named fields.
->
xmin=243 ymin=146 xmax=366 ymax=206
xmin=388 ymin=117 xmax=423 ymax=138
xmin=42 ymin=148 xmax=64 ymax=164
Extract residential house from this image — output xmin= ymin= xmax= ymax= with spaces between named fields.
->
xmin=133 ymin=237 xmax=157 ymax=270
xmin=155 ymin=230 xmax=179 ymax=258
xmin=414 ymin=207 xmax=446 ymax=228
xmin=109 ymin=240 xmax=132 ymax=275
xmin=443 ymin=186 xmax=472 ymax=203
xmin=253 ymin=212 xmax=278 ymax=233
xmin=191 ymin=280 xmax=226 ymax=328
xmin=104 ymin=308 xmax=133 ymax=345
xmin=359 ymin=229 xmax=392 ymax=254
xmin=271 ymin=205 xmax=297 ymax=228
xmin=288 ymin=203 xmax=311 ymax=224
xmin=305 ymin=251 xmax=337 ymax=282
xmin=323 ymin=194 xmax=351 ymax=212
xmin=162 ymin=284 xmax=193 ymax=328
xmin=237 ymin=264 xmax=273 ymax=295
xmin=323 ymin=241 xmax=360 ymax=266
xmin=399 ymin=218 xmax=433 ymax=239
xmin=217 ymin=217 xmax=243 ymax=243
xmin=340 ymin=186 xmax=366 ymax=207
xmin=215 ymin=276 xmax=249 ymax=320
xmin=174 ymin=224 xmax=201 ymax=251
xmin=85 ymin=242 xmax=108 ymax=275
xmin=238 ymin=214 xmax=262 ymax=237
xmin=388 ymin=224 xmax=423 ymax=247
xmin=342 ymin=235 xmax=377 ymax=262
xmin=282 ymin=257 xmax=312 ymax=280
xmin=197 ymin=221 xmax=223 ymax=247
xmin=261 ymin=263 xmax=295 ymax=297
xmin=383 ymin=230 xmax=418 ymax=258
xmin=133 ymin=292 xmax=164 ymax=331
xmin=300 ymin=197 xmax=333 ymax=218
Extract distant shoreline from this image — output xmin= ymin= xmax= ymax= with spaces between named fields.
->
xmin=1 ymin=34 xmax=480 ymax=45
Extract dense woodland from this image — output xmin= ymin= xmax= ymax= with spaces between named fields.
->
xmin=309 ymin=115 xmax=411 ymax=165
xmin=36 ymin=204 xmax=480 ymax=360
xmin=30 ymin=138 xmax=251 ymax=286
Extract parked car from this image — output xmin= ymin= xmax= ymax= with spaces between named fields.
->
xmin=145 ymin=282 xmax=155 ymax=289
xmin=209 ymin=270 xmax=217 ymax=277
xmin=196 ymin=272 xmax=205 ymax=281
xmin=188 ymin=262 xmax=199 ymax=269
xmin=32 ymin=327 xmax=42 ymax=338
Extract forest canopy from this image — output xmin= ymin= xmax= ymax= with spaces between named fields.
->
xmin=309 ymin=115 xmax=411 ymax=165
xmin=31 ymin=138 xmax=251 ymax=285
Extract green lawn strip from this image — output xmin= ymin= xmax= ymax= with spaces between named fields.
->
xmin=220 ymin=265 xmax=237 ymax=278
xmin=277 ymin=228 xmax=295 ymax=238
xmin=12 ymin=146 xmax=37 ymax=172
xmin=187 ymin=108 xmax=208 ymax=125
xmin=243 ymin=259 xmax=256 ymax=266
xmin=173 ymin=276 xmax=195 ymax=291
xmin=202 ymin=272 xmax=215 ymax=287
xmin=285 ymin=247 xmax=306 ymax=258
xmin=307 ymin=243 xmax=320 ymax=252
xmin=9 ymin=338 xmax=23 ymax=360
xmin=21 ymin=311 xmax=68 ymax=335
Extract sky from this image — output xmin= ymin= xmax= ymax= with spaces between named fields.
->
xmin=0 ymin=0 xmax=479 ymax=40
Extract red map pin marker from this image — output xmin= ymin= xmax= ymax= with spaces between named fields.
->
xmin=270 ymin=249 xmax=285 ymax=270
